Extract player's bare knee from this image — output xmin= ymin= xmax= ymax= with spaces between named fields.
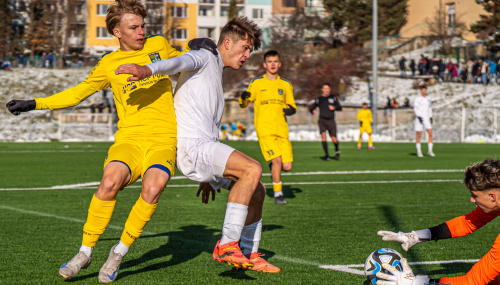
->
xmin=246 ymin=160 xmax=262 ymax=179
xmin=282 ymin=163 xmax=292 ymax=172
xmin=98 ymin=175 xmax=123 ymax=196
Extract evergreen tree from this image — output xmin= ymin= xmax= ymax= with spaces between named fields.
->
xmin=228 ymin=0 xmax=237 ymax=20
xmin=323 ymin=0 xmax=408 ymax=45
xmin=470 ymin=0 xmax=500 ymax=49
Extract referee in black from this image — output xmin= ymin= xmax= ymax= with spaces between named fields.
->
xmin=309 ymin=83 xmax=342 ymax=161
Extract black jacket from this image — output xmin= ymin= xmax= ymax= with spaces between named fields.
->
xmin=309 ymin=95 xmax=342 ymax=120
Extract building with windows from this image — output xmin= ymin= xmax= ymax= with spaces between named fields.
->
xmin=85 ymin=0 xmax=119 ymax=56
xmin=400 ymin=0 xmax=484 ymax=41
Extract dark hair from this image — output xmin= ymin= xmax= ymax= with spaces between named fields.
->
xmin=218 ymin=16 xmax=262 ymax=51
xmin=106 ymin=0 xmax=147 ymax=35
xmin=322 ymin=83 xmax=331 ymax=87
xmin=264 ymin=50 xmax=279 ymax=61
xmin=362 ymin=102 xmax=368 ymax=106
xmin=463 ymin=159 xmax=500 ymax=191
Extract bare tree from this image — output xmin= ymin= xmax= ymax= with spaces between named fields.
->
xmin=425 ymin=0 xmax=466 ymax=53
xmin=24 ymin=0 xmax=52 ymax=62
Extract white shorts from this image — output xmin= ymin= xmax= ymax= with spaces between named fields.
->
xmin=414 ymin=116 xmax=432 ymax=132
xmin=176 ymin=137 xmax=234 ymax=190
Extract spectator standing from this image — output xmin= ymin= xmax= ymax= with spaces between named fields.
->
xmin=467 ymin=60 xmax=474 ymax=83
xmin=459 ymin=66 xmax=468 ymax=82
xmin=418 ymin=57 xmax=427 ymax=75
xmin=451 ymin=63 xmax=458 ymax=82
xmin=399 ymin=56 xmax=407 ymax=78
xmin=309 ymin=83 xmax=343 ymax=161
xmin=409 ymin=59 xmax=416 ymax=77
xmin=489 ymin=59 xmax=497 ymax=84
xmin=40 ymin=52 xmax=47 ymax=68
xmin=47 ymin=52 xmax=54 ymax=68
xmin=481 ymin=60 xmax=489 ymax=84
xmin=438 ymin=57 xmax=446 ymax=81
xmin=472 ymin=60 xmax=480 ymax=83
xmin=445 ymin=59 xmax=454 ymax=81
xmin=18 ymin=54 xmax=25 ymax=68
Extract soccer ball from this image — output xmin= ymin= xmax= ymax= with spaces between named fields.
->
xmin=364 ymin=248 xmax=403 ymax=285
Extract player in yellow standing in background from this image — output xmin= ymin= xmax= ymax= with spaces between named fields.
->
xmin=239 ymin=50 xmax=296 ymax=205
xmin=5 ymin=0 xmax=215 ymax=282
xmin=357 ymin=102 xmax=375 ymax=150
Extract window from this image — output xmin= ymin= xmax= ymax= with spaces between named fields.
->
xmin=283 ymin=0 xmax=297 ymax=7
xmin=97 ymin=4 xmax=108 ymax=16
xmin=446 ymin=3 xmax=456 ymax=35
xmin=172 ymin=29 xmax=187 ymax=40
xmin=198 ymin=27 xmax=215 ymax=38
xmin=252 ymin=8 xmax=263 ymax=19
xmin=220 ymin=6 xmax=228 ymax=17
xmin=172 ymin=6 xmax=187 ymax=18
xmin=199 ymin=6 xmax=214 ymax=16
xmin=97 ymin=27 xmax=113 ymax=39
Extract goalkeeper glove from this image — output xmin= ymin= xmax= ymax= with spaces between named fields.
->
xmin=430 ymin=117 xmax=433 ymax=124
xmin=376 ymin=258 xmax=430 ymax=285
xmin=417 ymin=116 xmax=423 ymax=124
xmin=377 ymin=229 xmax=430 ymax=251
xmin=283 ymin=104 xmax=296 ymax=116
xmin=6 ymin=99 xmax=36 ymax=115
xmin=240 ymin=91 xmax=251 ymax=100
xmin=188 ymin=38 xmax=218 ymax=55
xmin=359 ymin=121 xmax=363 ymax=127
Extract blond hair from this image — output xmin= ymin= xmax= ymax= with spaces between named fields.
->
xmin=105 ymin=0 xmax=147 ymax=35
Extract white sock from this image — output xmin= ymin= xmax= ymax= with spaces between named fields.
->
xmin=220 ymin=202 xmax=248 ymax=245
xmin=240 ymin=220 xmax=262 ymax=255
xmin=79 ymin=245 xmax=93 ymax=257
xmin=428 ymin=143 xmax=433 ymax=153
xmin=415 ymin=229 xmax=431 ymax=241
xmin=114 ymin=240 xmax=130 ymax=256
xmin=416 ymin=143 xmax=422 ymax=153
xmin=274 ymin=191 xmax=283 ymax=197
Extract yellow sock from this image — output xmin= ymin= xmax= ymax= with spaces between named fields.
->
xmin=357 ymin=136 xmax=362 ymax=146
xmin=273 ymin=181 xmax=283 ymax=197
xmin=82 ymin=194 xmax=116 ymax=247
xmin=369 ymin=136 xmax=373 ymax=146
xmin=120 ymin=195 xmax=158 ymax=247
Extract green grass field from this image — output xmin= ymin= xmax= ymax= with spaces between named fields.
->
xmin=0 ymin=141 xmax=499 ymax=284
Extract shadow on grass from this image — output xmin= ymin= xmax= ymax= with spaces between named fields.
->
xmin=265 ymin=185 xmax=303 ymax=200
xmin=67 ymin=224 xmax=282 ymax=282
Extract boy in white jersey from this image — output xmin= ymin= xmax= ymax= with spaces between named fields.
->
xmin=414 ymin=83 xmax=435 ymax=157
xmin=115 ymin=17 xmax=280 ymax=273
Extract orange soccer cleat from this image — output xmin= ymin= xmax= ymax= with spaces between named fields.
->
xmin=244 ymin=253 xmax=281 ymax=273
xmin=213 ymin=240 xmax=253 ymax=269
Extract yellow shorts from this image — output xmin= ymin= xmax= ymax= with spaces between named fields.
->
xmin=360 ymin=124 xmax=372 ymax=134
xmin=103 ymin=136 xmax=176 ymax=186
xmin=258 ymin=135 xmax=293 ymax=163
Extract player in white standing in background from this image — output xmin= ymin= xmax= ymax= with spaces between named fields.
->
xmin=414 ymin=82 xmax=435 ymax=157
xmin=115 ymin=16 xmax=280 ymax=273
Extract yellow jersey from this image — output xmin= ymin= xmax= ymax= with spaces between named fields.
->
xmin=239 ymin=74 xmax=296 ymax=138
xmin=35 ymin=35 xmax=185 ymax=140
xmin=357 ymin=109 xmax=373 ymax=126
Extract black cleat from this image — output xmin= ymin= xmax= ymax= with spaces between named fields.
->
xmin=274 ymin=195 xmax=287 ymax=205
xmin=334 ymin=151 xmax=340 ymax=160
xmin=321 ymin=155 xmax=330 ymax=161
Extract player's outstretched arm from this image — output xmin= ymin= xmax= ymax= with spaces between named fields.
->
xmin=115 ymin=64 xmax=152 ymax=82
xmin=375 ymin=258 xmax=433 ymax=285
xmin=196 ymin=182 xmax=221 ymax=204
xmin=6 ymin=100 xmax=36 ymax=115
xmin=377 ymin=229 xmax=431 ymax=251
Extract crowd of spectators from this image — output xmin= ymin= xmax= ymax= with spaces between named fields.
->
xmin=399 ymin=54 xmax=500 ymax=84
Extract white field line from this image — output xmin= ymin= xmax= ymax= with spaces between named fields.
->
xmin=320 ymin=259 xmax=480 ymax=276
xmin=0 ymin=179 xmax=461 ymax=191
xmin=0 ymin=204 xmax=480 ymax=276
xmin=0 ymin=169 xmax=462 ymax=191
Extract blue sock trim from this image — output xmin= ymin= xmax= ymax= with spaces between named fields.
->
xmin=146 ymin=164 xmax=171 ymax=178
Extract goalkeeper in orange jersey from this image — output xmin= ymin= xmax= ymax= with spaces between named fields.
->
xmin=357 ymin=102 xmax=375 ymax=150
xmin=239 ymin=50 xmax=296 ymax=205
xmin=5 ymin=0 xmax=215 ymax=282
xmin=376 ymin=158 xmax=500 ymax=285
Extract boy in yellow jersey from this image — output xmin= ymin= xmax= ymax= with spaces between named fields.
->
xmin=239 ymin=50 xmax=296 ymax=205
xmin=357 ymin=102 xmax=375 ymax=149
xmin=5 ymin=0 xmax=215 ymax=282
